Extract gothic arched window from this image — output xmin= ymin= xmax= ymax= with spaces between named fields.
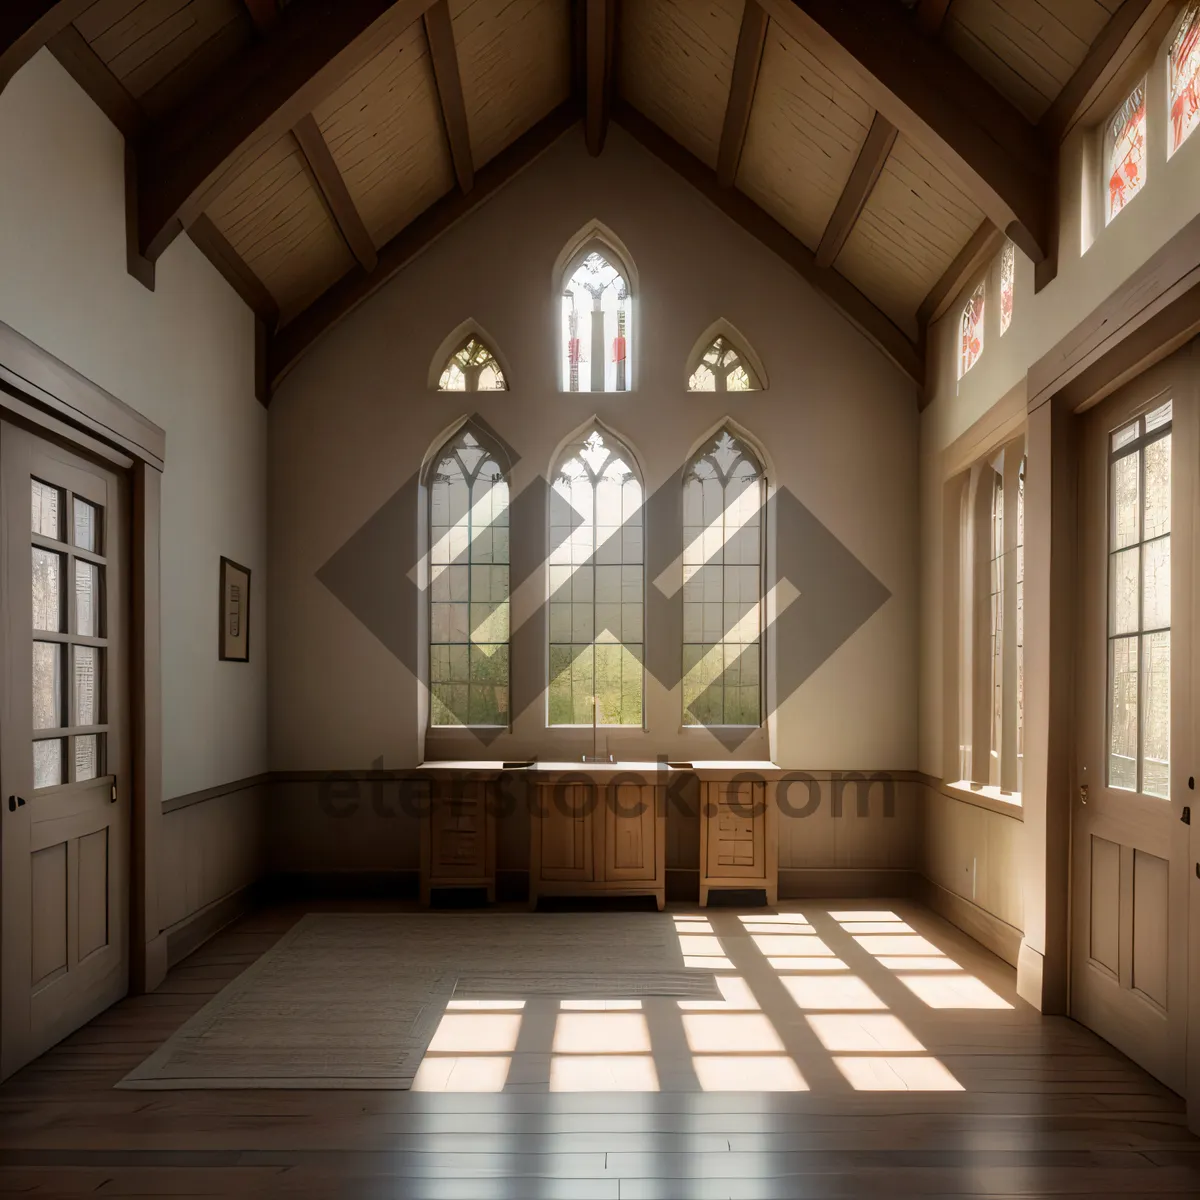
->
xmin=682 ymin=429 xmax=765 ymax=727
xmin=687 ymin=335 xmax=761 ymax=392
xmin=437 ymin=335 xmax=507 ymax=391
xmin=561 ymin=248 xmax=632 ymax=392
xmin=548 ymin=427 xmax=643 ymax=725
xmin=426 ymin=425 xmax=510 ymax=726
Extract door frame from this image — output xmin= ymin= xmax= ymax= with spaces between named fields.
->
xmin=0 ymin=320 xmax=168 ymax=996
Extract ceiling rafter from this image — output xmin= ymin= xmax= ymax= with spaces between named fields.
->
xmin=613 ymin=102 xmax=922 ymax=387
xmin=424 ymin=0 xmax=474 ymax=192
xmin=134 ymin=0 xmax=435 ymax=266
xmin=293 ymin=113 xmax=379 ymax=272
xmin=913 ymin=0 xmax=951 ymax=37
xmin=756 ymin=0 xmax=1051 ymax=264
xmin=243 ymin=0 xmax=281 ymax=33
xmin=917 ymin=219 xmax=1004 ymax=330
xmin=815 ymin=112 xmax=897 ymax=269
xmin=0 ymin=0 xmax=92 ymax=91
xmin=189 ymin=213 xmax=281 ymax=328
xmin=716 ymin=0 xmax=769 ymax=188
xmin=47 ymin=23 xmax=142 ymax=137
xmin=585 ymin=0 xmax=615 ymax=155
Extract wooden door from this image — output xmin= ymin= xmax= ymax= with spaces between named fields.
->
xmin=705 ymin=781 xmax=765 ymax=879
xmin=1071 ymin=354 xmax=1194 ymax=1093
xmin=603 ymin=783 xmax=657 ymax=881
xmin=536 ymin=783 xmax=596 ymax=881
xmin=0 ymin=422 xmax=129 ymax=1080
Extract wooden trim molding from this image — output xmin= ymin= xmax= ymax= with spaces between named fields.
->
xmin=756 ymin=0 xmax=1051 ymax=263
xmin=162 ymin=773 xmax=273 ymax=815
xmin=584 ymin=0 xmax=613 ymax=156
xmin=917 ymin=220 xmax=1004 ymax=330
xmin=47 ymin=23 xmax=143 ymax=137
xmin=716 ymin=0 xmax=769 ymax=188
xmin=614 ymin=102 xmax=924 ymax=387
xmin=0 ymin=0 xmax=91 ymax=91
xmin=913 ymin=0 xmax=952 ymax=36
xmin=188 ymin=214 xmax=281 ymax=330
xmin=815 ymin=112 xmax=897 ymax=269
xmin=243 ymin=0 xmax=280 ymax=32
xmin=423 ymin=0 xmax=474 ymax=192
xmin=916 ymin=876 xmax=1024 ymax=967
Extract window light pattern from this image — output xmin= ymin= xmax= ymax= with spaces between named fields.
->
xmin=549 ymin=429 xmax=643 ymax=725
xmin=682 ymin=430 xmax=764 ymax=727
xmin=1170 ymin=5 xmax=1200 ymax=156
xmin=688 ymin=336 xmax=760 ymax=392
xmin=428 ymin=429 xmax=510 ymax=726
xmin=1106 ymin=82 xmax=1147 ymax=223
xmin=562 ymin=251 xmax=631 ymax=392
xmin=437 ymin=336 xmax=507 ymax=391
xmin=999 ymin=241 xmax=1015 ymax=336
xmin=959 ymin=283 xmax=985 ymax=379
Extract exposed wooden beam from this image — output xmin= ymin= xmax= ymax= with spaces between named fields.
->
xmin=913 ymin=0 xmax=952 ymax=36
xmin=585 ymin=0 xmax=613 ymax=155
xmin=815 ymin=111 xmax=897 ymax=268
xmin=270 ymin=103 xmax=576 ymax=389
xmin=423 ymin=0 xmax=473 ymax=192
xmin=614 ymin=102 xmax=922 ymax=386
xmin=716 ymin=0 xmax=769 ymax=187
xmin=293 ymin=113 xmax=379 ymax=272
xmin=917 ymin=219 xmax=1004 ymax=329
xmin=0 ymin=1 xmax=91 ymax=91
xmin=243 ymin=0 xmax=281 ymax=32
xmin=757 ymin=0 xmax=1051 ymax=263
xmin=47 ymin=23 xmax=142 ymax=137
xmin=1041 ymin=0 xmax=1174 ymax=143
xmin=134 ymin=0 xmax=433 ymax=266
xmin=188 ymin=213 xmax=281 ymax=329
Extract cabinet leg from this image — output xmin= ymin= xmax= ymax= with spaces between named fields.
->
xmin=419 ymin=882 xmax=431 ymax=908
xmin=765 ymin=883 xmax=778 ymax=907
xmin=699 ymin=884 xmax=709 ymax=909
xmin=655 ymin=891 xmax=665 ymax=912
xmin=486 ymin=882 xmax=496 ymax=904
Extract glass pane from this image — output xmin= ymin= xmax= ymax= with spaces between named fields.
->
xmin=1144 ymin=434 xmax=1171 ymax=539
xmin=1146 ymin=399 xmax=1173 ymax=432
xmin=1143 ymin=536 xmax=1170 ymax=631
xmin=74 ymin=734 xmax=102 ymax=783
xmin=73 ymin=498 xmax=98 ymax=552
xmin=1142 ymin=631 xmax=1170 ymax=799
xmin=1111 ymin=451 xmax=1140 ymax=550
xmin=1112 ymin=420 xmax=1139 ymax=451
xmin=30 ymin=479 xmax=62 ymax=539
xmin=32 ymin=548 xmax=63 ymax=632
xmin=33 ymin=739 xmax=65 ymax=789
xmin=1109 ymin=547 xmax=1139 ymax=635
xmin=32 ymin=642 xmax=62 ymax=730
xmin=1170 ymin=5 xmax=1200 ymax=154
xmin=1106 ymin=81 xmax=1147 ymax=222
xmin=75 ymin=560 xmax=100 ymax=637
xmin=1109 ymin=636 xmax=1138 ymax=790
xmin=74 ymin=645 xmax=101 ymax=727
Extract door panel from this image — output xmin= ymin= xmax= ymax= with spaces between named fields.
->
xmin=1 ymin=421 xmax=129 ymax=1080
xmin=1071 ymin=353 xmax=1193 ymax=1094
xmin=538 ymin=784 xmax=595 ymax=881
xmin=604 ymin=784 xmax=657 ymax=881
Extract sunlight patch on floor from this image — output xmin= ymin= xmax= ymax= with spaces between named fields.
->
xmin=549 ymin=1054 xmax=660 ymax=1092
xmin=834 ymin=1055 xmax=964 ymax=1091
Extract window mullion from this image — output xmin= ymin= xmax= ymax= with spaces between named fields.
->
xmin=1000 ymin=446 xmax=1021 ymax=792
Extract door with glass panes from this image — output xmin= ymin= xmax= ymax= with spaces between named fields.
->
xmin=1072 ymin=348 xmax=1195 ymax=1092
xmin=0 ymin=420 xmax=129 ymax=1080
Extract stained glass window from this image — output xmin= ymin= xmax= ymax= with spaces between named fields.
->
xmin=959 ymin=283 xmax=985 ymax=379
xmin=682 ymin=430 xmax=764 ymax=727
xmin=1170 ymin=5 xmax=1200 ymax=156
xmin=428 ymin=427 xmax=510 ymax=726
xmin=1105 ymin=82 xmax=1147 ymax=223
xmin=561 ymin=249 xmax=631 ymax=392
xmin=687 ymin=335 xmax=761 ymax=392
xmin=437 ymin=336 xmax=507 ymax=391
xmin=999 ymin=241 xmax=1015 ymax=336
xmin=548 ymin=428 xmax=643 ymax=725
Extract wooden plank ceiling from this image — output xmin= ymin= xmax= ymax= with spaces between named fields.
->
xmin=11 ymin=0 xmax=1146 ymax=397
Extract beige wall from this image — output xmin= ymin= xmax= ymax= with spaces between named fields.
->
xmin=0 ymin=52 xmax=269 ymax=802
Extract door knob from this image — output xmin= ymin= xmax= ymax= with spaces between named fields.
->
xmin=7 ymin=796 xmax=25 ymax=811
xmin=1079 ymin=783 xmax=1089 ymax=805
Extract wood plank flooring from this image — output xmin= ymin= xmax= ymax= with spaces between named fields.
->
xmin=0 ymin=899 xmax=1196 ymax=1197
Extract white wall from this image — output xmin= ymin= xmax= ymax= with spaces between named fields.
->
xmin=0 ymin=51 xmax=269 ymax=800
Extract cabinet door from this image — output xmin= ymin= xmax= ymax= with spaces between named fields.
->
xmin=430 ymin=784 xmax=488 ymax=879
xmin=705 ymin=781 xmax=765 ymax=878
xmin=604 ymin=784 xmax=657 ymax=882
xmin=538 ymin=784 xmax=595 ymax=881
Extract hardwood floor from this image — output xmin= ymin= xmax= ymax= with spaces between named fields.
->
xmin=0 ymin=899 xmax=1196 ymax=1197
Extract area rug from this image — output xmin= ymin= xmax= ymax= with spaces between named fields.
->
xmin=118 ymin=912 xmax=716 ymax=1090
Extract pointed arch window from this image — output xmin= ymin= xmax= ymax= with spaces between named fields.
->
xmin=959 ymin=282 xmax=985 ymax=379
xmin=1169 ymin=4 xmax=1200 ymax=156
xmin=682 ymin=429 xmax=764 ymax=727
xmin=687 ymin=335 xmax=761 ymax=392
xmin=437 ymin=336 xmax=507 ymax=391
xmin=999 ymin=240 xmax=1015 ymax=336
xmin=427 ymin=426 xmax=510 ymax=726
xmin=548 ymin=428 xmax=643 ymax=725
xmin=561 ymin=249 xmax=631 ymax=392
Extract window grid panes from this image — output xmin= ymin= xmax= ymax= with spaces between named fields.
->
xmin=1016 ymin=457 xmax=1025 ymax=791
xmin=988 ymin=470 xmax=1004 ymax=788
xmin=30 ymin=477 xmax=106 ymax=789
xmin=562 ymin=250 xmax=631 ymax=393
xmin=999 ymin=241 xmax=1015 ymax=336
xmin=1106 ymin=81 xmax=1147 ymax=223
xmin=687 ymin=336 xmax=760 ymax=392
xmin=1107 ymin=400 xmax=1171 ymax=798
xmin=959 ymin=283 xmax=985 ymax=379
xmin=548 ymin=429 xmax=644 ymax=725
xmin=429 ymin=430 xmax=510 ymax=727
xmin=682 ymin=431 xmax=764 ymax=727
xmin=1169 ymin=4 xmax=1200 ymax=156
xmin=437 ymin=336 xmax=507 ymax=391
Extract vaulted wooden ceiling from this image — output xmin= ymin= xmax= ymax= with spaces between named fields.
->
xmin=0 ymin=1 xmax=1175 ymax=400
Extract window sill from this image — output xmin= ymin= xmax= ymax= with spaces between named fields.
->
xmin=941 ymin=780 xmax=1024 ymax=819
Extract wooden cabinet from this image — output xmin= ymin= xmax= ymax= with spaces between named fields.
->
xmin=529 ymin=768 xmax=665 ymax=909
xmin=418 ymin=774 xmax=496 ymax=905
xmin=696 ymin=771 xmax=778 ymax=906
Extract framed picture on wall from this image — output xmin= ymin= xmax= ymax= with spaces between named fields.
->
xmin=219 ymin=556 xmax=251 ymax=662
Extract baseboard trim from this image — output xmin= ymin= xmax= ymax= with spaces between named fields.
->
xmin=778 ymin=869 xmax=919 ymax=899
xmin=164 ymin=883 xmax=262 ymax=969
xmin=917 ymin=876 xmax=1023 ymax=967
